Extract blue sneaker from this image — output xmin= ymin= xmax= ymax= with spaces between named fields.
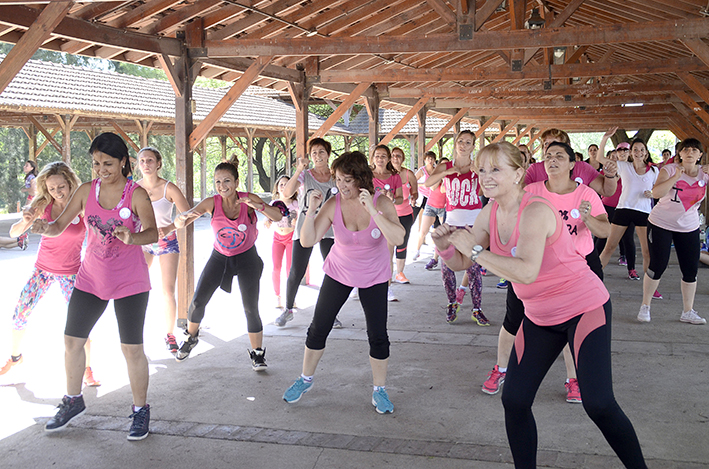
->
xmin=496 ymin=279 xmax=509 ymax=289
xmin=283 ymin=377 xmax=312 ymax=403
xmin=372 ymin=388 xmax=394 ymax=414
xmin=127 ymin=404 xmax=150 ymax=441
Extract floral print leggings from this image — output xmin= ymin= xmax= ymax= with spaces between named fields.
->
xmin=13 ymin=267 xmax=75 ymax=330
xmin=441 ymin=261 xmax=482 ymax=309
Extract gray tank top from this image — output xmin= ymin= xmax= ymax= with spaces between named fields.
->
xmin=293 ymin=169 xmax=336 ymax=240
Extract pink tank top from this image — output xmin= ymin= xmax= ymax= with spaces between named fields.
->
xmin=211 ymin=193 xmax=258 ymax=256
xmin=417 ymin=167 xmax=432 ymax=198
xmin=75 ymin=179 xmax=150 ymax=300
xmin=488 ymin=192 xmax=609 ymax=326
xmin=395 ymin=170 xmax=414 ymax=217
xmin=323 ymin=193 xmax=391 ymax=288
xmin=35 ymin=203 xmax=85 ymax=275
xmin=427 ymin=182 xmax=447 ymax=209
xmin=443 ymin=161 xmax=482 ymax=211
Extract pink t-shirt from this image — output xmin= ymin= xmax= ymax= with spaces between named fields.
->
xmin=600 ymin=169 xmax=622 ymax=208
xmin=488 ymin=192 xmax=609 ymax=326
xmin=323 ymin=193 xmax=391 ymax=288
xmin=648 ymin=164 xmax=709 ymax=232
xmin=525 ymin=160 xmax=600 ymax=187
xmin=211 ymin=193 xmax=259 ymax=256
xmin=427 ymin=183 xmax=447 ymax=209
xmin=395 ymin=170 xmax=414 ymax=217
xmin=35 ymin=203 xmax=85 ymax=275
xmin=525 ymin=182 xmax=605 ymax=256
xmin=75 ymin=179 xmax=150 ymax=300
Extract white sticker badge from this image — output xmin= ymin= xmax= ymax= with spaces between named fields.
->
xmin=570 ymin=208 xmax=581 ymax=219
xmin=371 ymin=228 xmax=381 ymax=239
xmin=71 ymin=216 xmax=80 ymax=225
xmin=119 ymin=207 xmax=131 ymax=219
xmin=384 ymin=184 xmax=391 ymax=191
xmin=331 ymin=187 xmax=339 ymax=194
xmin=511 ymin=246 xmax=517 ymax=257
xmin=700 ymin=180 xmax=706 ymax=187
xmin=238 ymin=224 xmax=247 ymax=232
xmin=574 ymin=177 xmax=584 ymax=184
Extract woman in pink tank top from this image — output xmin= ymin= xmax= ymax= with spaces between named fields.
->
xmin=3 ymin=162 xmax=99 ymax=387
xmin=391 ymin=147 xmax=418 ymax=285
xmin=173 ymin=161 xmax=283 ymax=370
xmin=432 ymin=142 xmax=646 ymax=468
xmin=32 ymin=133 xmax=158 ymax=440
xmin=283 ymin=151 xmax=405 ymax=414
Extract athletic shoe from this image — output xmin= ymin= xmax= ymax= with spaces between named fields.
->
xmin=412 ymin=250 xmax=420 ymax=261
xmin=455 ymin=288 xmax=466 ymax=305
xmin=275 ymin=308 xmax=294 ymax=327
xmin=480 ymin=268 xmax=487 ymax=276
xmin=637 ymin=304 xmax=651 ymax=323
xmin=283 ymin=377 xmax=312 ymax=403
xmin=83 ymin=367 xmax=101 ymax=387
xmin=45 ymin=395 xmax=86 ymax=432
xmin=175 ymin=333 xmax=199 ymax=361
xmin=127 ymin=404 xmax=150 ymax=441
xmin=165 ymin=333 xmax=178 ymax=353
xmin=424 ymin=258 xmax=438 ymax=270
xmin=249 ymin=348 xmax=267 ymax=371
xmin=482 ymin=365 xmax=506 ymax=395
xmin=496 ymin=279 xmax=509 ymax=289
xmin=653 ymin=290 xmax=663 ymax=299
xmin=275 ymin=295 xmax=283 ymax=309
xmin=628 ymin=269 xmax=640 ymax=280
xmin=394 ymin=272 xmax=410 ymax=284
xmin=446 ymin=303 xmax=460 ymax=323
xmin=565 ymin=379 xmax=582 ymax=403
xmin=350 ymin=288 xmax=359 ymax=301
xmin=332 ymin=317 xmax=343 ymax=329
xmin=618 ymin=255 xmax=627 ymax=266
xmin=372 ymin=388 xmax=394 ymax=414
xmin=680 ymin=309 xmax=707 ymax=325
xmin=18 ymin=233 xmax=28 ymax=250
xmin=471 ymin=308 xmax=491 ymax=326
xmin=0 ymin=355 xmax=22 ymax=376
xmin=387 ymin=287 xmax=398 ymax=302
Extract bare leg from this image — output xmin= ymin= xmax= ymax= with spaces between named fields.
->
xmin=415 ymin=215 xmax=436 ymax=251
xmin=158 ymin=253 xmax=179 ymax=335
xmin=396 ymin=258 xmax=406 ymax=276
xmin=370 ymin=356 xmax=388 ymax=387
xmin=642 ymin=273 xmax=660 ymax=306
xmin=121 ymin=343 xmax=149 ymax=407
xmin=248 ymin=331 xmax=263 ymax=350
xmin=680 ymin=280 xmax=697 ymax=313
xmin=186 ymin=321 xmax=200 ymax=337
xmin=636 ymin=226 xmax=650 ymax=274
xmin=84 ymin=339 xmax=92 ymax=368
xmin=10 ymin=329 xmax=26 ymax=356
xmin=302 ymin=346 xmax=325 ymax=376
xmin=599 ymin=224 xmax=629 ymax=268
xmin=65 ymin=335 xmax=88 ymax=396
xmin=0 ymin=237 xmax=20 ymax=249
xmin=563 ymin=344 xmax=577 ymax=380
xmin=496 ymin=328 xmax=516 ymax=368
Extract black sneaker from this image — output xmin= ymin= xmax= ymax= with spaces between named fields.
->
xmin=127 ymin=404 xmax=150 ymax=441
xmin=45 ymin=395 xmax=86 ymax=432
xmin=249 ymin=348 xmax=267 ymax=372
xmin=175 ymin=333 xmax=199 ymax=362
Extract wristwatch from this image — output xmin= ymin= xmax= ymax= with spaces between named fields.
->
xmin=470 ymin=245 xmax=484 ymax=262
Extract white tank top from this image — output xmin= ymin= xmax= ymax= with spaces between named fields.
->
xmin=151 ymin=182 xmax=174 ymax=228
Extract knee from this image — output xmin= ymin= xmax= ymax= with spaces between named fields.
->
xmin=368 ymin=336 xmax=390 ymax=360
xmin=582 ymin=396 xmax=618 ymax=423
xmin=120 ymin=343 xmax=146 ymax=361
xmin=501 ymin=385 xmax=532 ymax=414
xmin=65 ymin=335 xmax=87 ymax=354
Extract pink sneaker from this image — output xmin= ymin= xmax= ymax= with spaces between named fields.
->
xmin=455 ymin=288 xmax=466 ymax=305
xmin=482 ymin=365 xmax=506 ymax=395
xmin=565 ymin=378 xmax=582 ymax=403
xmin=628 ymin=269 xmax=640 ymax=280
xmin=653 ymin=290 xmax=663 ymax=300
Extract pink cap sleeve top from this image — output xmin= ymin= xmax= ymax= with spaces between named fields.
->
xmin=649 ymin=163 xmax=709 ymax=232
xmin=35 ymin=202 xmax=85 ymax=275
xmin=525 ymin=161 xmax=600 ymax=187
xmin=211 ymin=193 xmax=259 ymax=256
xmin=75 ymin=179 xmax=150 ymax=300
xmin=322 ymin=193 xmax=391 ymax=288
xmin=525 ymin=182 xmax=605 ymax=256
xmin=488 ymin=192 xmax=609 ymax=326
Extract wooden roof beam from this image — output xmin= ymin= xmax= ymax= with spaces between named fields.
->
xmin=491 ymin=119 xmax=520 ymax=143
xmin=434 ymin=93 xmax=679 ymax=109
xmin=677 ymin=72 xmax=709 ymax=106
xmin=425 ymin=106 xmax=470 ymax=151
xmin=312 ymin=81 xmax=371 ymax=138
xmin=425 ymin=0 xmax=455 ymax=27
xmin=190 ymin=56 xmax=273 ymax=151
xmin=523 ymin=0 xmax=586 ymax=64
xmin=110 ymin=120 xmax=140 ymax=152
xmin=157 ymin=53 xmax=183 ymax=98
xmin=474 ymin=0 xmax=505 ymax=32
xmin=0 ymin=1 xmax=71 ymax=96
xmin=475 ymin=116 xmax=498 ymax=139
xmin=674 ymin=91 xmax=709 ymax=129
xmin=379 ymin=97 xmax=430 ymax=146
xmin=28 ymin=115 xmax=63 ymax=154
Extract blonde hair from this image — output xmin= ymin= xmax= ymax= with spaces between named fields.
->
xmin=474 ymin=142 xmax=526 ymax=185
xmin=540 ymin=128 xmax=570 ymax=144
xmin=30 ymin=161 xmax=82 ymax=212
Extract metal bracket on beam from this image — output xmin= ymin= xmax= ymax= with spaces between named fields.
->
xmin=511 ymin=59 xmax=522 ymax=71
xmin=543 ymin=80 xmax=552 ymax=90
xmin=188 ymin=48 xmax=208 ymax=58
xmin=306 ymin=75 xmax=322 ymax=86
xmin=459 ymin=24 xmax=473 ymax=40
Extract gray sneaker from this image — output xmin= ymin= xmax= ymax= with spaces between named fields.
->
xmin=637 ymin=304 xmax=651 ymax=323
xmin=332 ymin=317 xmax=343 ymax=329
xmin=275 ymin=308 xmax=294 ymax=327
xmin=680 ymin=309 xmax=706 ymax=325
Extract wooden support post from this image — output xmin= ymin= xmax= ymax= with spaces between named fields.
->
xmin=284 ymin=130 xmax=293 ymax=174
xmin=405 ymin=136 xmax=417 ymax=168
xmin=269 ymin=138 xmax=276 ymax=190
xmin=287 ymin=81 xmax=311 ymax=160
xmin=417 ymin=106 xmax=427 ymax=167
xmin=246 ymin=128 xmax=255 ymax=192
xmin=200 ymin=139 xmax=207 ymax=199
xmin=219 ymin=135 xmax=227 ymax=162
xmin=366 ymin=90 xmax=380 ymax=153
xmin=62 ymin=114 xmax=73 ymax=164
xmin=27 ymin=123 xmax=36 ymax=162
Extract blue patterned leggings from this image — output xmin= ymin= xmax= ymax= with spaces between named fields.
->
xmin=441 ymin=261 xmax=482 ymax=308
xmin=14 ymin=268 xmax=75 ymax=330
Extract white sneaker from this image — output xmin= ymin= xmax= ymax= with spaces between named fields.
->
xmin=349 ymin=288 xmax=359 ymax=301
xmin=680 ymin=309 xmax=706 ymax=325
xmin=412 ymin=250 xmax=420 ymax=261
xmin=387 ymin=287 xmax=398 ymax=302
xmin=637 ymin=304 xmax=651 ymax=323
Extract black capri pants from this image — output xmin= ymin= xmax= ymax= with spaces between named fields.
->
xmin=306 ymin=275 xmax=390 ymax=360
xmin=396 ymin=213 xmax=414 ymax=260
xmin=66 ymin=288 xmax=149 ymax=345
xmin=647 ymin=222 xmax=700 ymax=282
xmin=189 ymin=246 xmax=264 ymax=333
xmin=285 ymin=237 xmax=334 ymax=310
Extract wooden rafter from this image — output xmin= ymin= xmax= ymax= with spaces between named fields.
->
xmin=674 ymin=91 xmax=709 ymax=128
xmin=379 ymin=97 xmax=430 ymax=146
xmin=491 ymin=120 xmax=520 ymax=143
xmin=425 ymin=0 xmax=455 ymax=27
xmin=523 ymin=0 xmax=586 ymax=64
xmin=475 ymin=116 xmax=499 ymax=139
xmin=312 ymin=82 xmax=371 ymax=138
xmin=157 ymin=53 xmax=183 ymax=98
xmin=110 ymin=120 xmax=140 ymax=152
xmin=28 ymin=116 xmax=62 ymax=153
xmin=425 ymin=107 xmax=470 ymax=151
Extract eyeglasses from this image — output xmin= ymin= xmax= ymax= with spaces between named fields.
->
xmin=616 ymin=148 xmax=630 ymax=152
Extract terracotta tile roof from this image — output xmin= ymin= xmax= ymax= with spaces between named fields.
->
xmin=348 ymin=107 xmax=485 ymax=136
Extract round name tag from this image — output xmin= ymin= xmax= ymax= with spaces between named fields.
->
xmin=511 ymin=246 xmax=517 ymax=257
xmin=71 ymin=216 xmax=80 ymax=225
xmin=119 ymin=207 xmax=131 ymax=219
xmin=238 ymin=224 xmax=247 ymax=232
xmin=570 ymin=208 xmax=581 ymax=219
xmin=700 ymin=180 xmax=706 ymax=187
xmin=371 ymin=228 xmax=381 ymax=239
xmin=384 ymin=184 xmax=391 ymax=191
xmin=574 ymin=177 xmax=584 ymax=184
xmin=331 ymin=187 xmax=339 ymax=194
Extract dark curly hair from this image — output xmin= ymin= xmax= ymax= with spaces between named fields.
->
xmin=331 ymin=151 xmax=375 ymax=194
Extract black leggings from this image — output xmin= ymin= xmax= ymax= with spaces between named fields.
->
xmin=306 ymin=275 xmax=390 ymax=360
xmin=595 ymin=205 xmax=636 ymax=270
xmin=412 ymin=196 xmax=426 ymax=222
xmin=65 ymin=288 xmax=149 ymax=345
xmin=396 ymin=213 xmax=414 ymax=259
xmin=285 ymin=238 xmax=334 ymax=309
xmin=647 ymin=222 xmax=700 ymax=282
xmin=502 ymin=301 xmax=646 ymax=468
xmin=189 ymin=247 xmax=264 ymax=333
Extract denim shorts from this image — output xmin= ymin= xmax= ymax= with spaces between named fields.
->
xmin=423 ymin=205 xmax=446 ymax=219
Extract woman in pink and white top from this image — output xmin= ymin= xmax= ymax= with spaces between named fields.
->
xmin=424 ymin=130 xmax=488 ymax=326
xmin=432 ymin=142 xmax=646 ymax=469
xmin=282 ymin=151 xmax=404 ymax=414
xmin=264 ymin=175 xmax=298 ymax=309
xmin=4 ymin=162 xmax=99 ymax=387
xmin=33 ymin=133 xmax=158 ymax=440
xmin=390 ymin=147 xmax=418 ymax=285
xmin=638 ymin=138 xmax=709 ymax=325
xmin=414 ymin=150 xmax=437 ymax=228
